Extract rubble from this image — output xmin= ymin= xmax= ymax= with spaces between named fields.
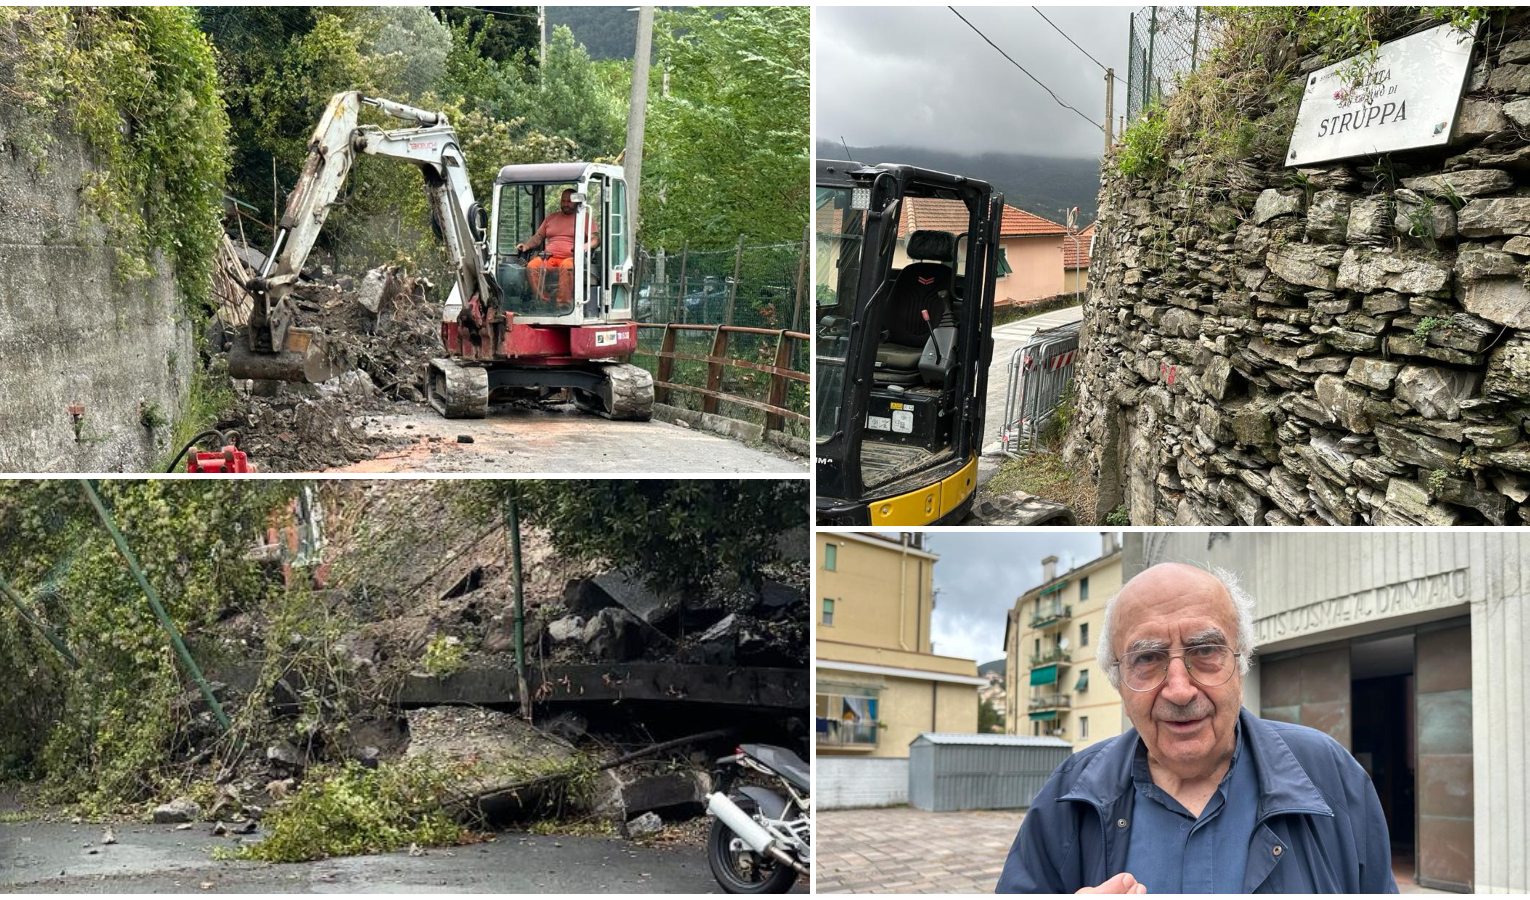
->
xmin=152 ymin=798 xmax=201 ymax=824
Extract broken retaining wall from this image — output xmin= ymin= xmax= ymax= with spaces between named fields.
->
xmin=1069 ymin=26 xmax=1530 ymax=526
xmin=0 ymin=106 xmax=192 ymax=472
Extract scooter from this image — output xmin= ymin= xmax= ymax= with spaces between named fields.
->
xmin=704 ymin=743 xmax=812 ymax=894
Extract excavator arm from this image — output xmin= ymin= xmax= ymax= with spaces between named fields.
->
xmin=233 ymin=91 xmax=497 ymax=381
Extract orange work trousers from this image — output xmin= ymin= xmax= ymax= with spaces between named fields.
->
xmin=527 ymin=255 xmax=575 ymax=306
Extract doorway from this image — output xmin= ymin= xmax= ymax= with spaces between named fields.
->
xmin=1349 ymin=634 xmax=1416 ymax=886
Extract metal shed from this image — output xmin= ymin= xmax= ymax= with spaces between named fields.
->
xmin=908 ymin=733 xmax=1073 ymax=812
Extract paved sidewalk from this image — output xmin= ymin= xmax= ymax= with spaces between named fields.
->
xmin=817 ymin=806 xmax=1021 ymax=894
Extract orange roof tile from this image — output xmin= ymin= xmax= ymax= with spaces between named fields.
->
xmin=1063 ymin=223 xmax=1095 ymax=269
xmin=897 ymin=198 xmax=1067 ymax=238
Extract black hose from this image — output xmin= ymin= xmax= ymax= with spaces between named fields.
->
xmin=164 ymin=429 xmax=231 ymax=473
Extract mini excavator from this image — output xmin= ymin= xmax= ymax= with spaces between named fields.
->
xmin=227 ymin=91 xmax=653 ymax=420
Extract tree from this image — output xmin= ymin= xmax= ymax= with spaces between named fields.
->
xmin=641 ymin=6 xmax=808 ymax=250
xmin=449 ymin=480 xmax=807 ymax=594
xmin=978 ymin=697 xmax=1004 ymax=734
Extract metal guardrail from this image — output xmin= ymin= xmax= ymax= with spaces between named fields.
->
xmin=1000 ymin=322 xmax=1082 ymax=457
xmin=634 ymin=323 xmax=809 ymax=438
xmin=1029 ymin=605 xmax=1073 ymax=629
xmin=1029 ymin=693 xmax=1072 ymax=711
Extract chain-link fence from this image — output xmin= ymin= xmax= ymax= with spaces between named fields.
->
xmin=1125 ymin=7 xmax=1223 ymax=121
xmin=635 ymin=238 xmax=809 ymax=331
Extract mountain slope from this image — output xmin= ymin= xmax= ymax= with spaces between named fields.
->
xmin=817 ymin=141 xmax=1104 ymax=225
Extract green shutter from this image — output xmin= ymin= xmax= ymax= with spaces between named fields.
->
xmin=1039 ymin=582 xmax=1065 ymax=596
xmin=1030 ymin=664 xmax=1058 ymax=686
xmin=996 ymin=246 xmax=1012 ymax=276
xmin=1074 ymin=669 xmax=1089 ymax=691
xmin=1029 ymin=709 xmax=1059 ymax=721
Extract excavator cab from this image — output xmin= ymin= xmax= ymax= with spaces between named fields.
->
xmin=814 ymin=161 xmax=1002 ymax=526
xmin=485 ymin=163 xmax=635 ymax=325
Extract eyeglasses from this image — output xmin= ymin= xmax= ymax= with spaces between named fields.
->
xmin=1116 ymin=644 xmax=1240 ymax=692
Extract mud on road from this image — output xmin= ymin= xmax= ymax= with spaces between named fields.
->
xmin=0 ymin=821 xmax=796 ymax=894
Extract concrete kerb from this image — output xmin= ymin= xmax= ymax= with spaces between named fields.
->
xmin=652 ymin=403 xmax=808 ymax=456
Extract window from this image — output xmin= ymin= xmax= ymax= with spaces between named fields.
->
xmin=1034 ymin=638 xmax=1040 ymax=656
xmin=823 ymin=598 xmax=835 ymax=626
xmin=824 ymin=543 xmax=837 ymax=571
xmin=1033 ymin=721 xmax=1040 ymax=737
xmin=1074 ymin=668 xmax=1089 ymax=691
xmin=1080 ymin=622 xmax=1090 ymax=650
xmin=1080 ymin=716 xmax=1090 ymax=740
xmin=1080 ymin=577 xmax=1090 ymax=600
xmin=816 ymin=692 xmax=878 ymax=746
xmin=996 ymin=246 xmax=1013 ymax=277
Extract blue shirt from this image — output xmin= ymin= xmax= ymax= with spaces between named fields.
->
xmin=1123 ymin=723 xmax=1258 ymax=893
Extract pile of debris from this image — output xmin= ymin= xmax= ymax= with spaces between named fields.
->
xmin=211 ymin=253 xmax=449 ymax=472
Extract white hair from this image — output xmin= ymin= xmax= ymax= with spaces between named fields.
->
xmin=1096 ymin=563 xmax=1257 ymax=690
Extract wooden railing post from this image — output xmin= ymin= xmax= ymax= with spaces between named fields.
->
xmin=676 ymin=242 xmax=689 ymax=324
xmin=655 ymin=323 xmax=677 ymax=407
xmin=765 ymin=328 xmax=792 ymax=434
xmin=702 ymin=326 xmax=730 ymax=415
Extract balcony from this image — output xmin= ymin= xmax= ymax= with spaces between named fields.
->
xmin=1030 ymin=647 xmax=1071 ymax=668
xmin=1029 ymin=693 xmax=1072 ymax=711
xmin=817 ymin=718 xmax=879 ymax=748
xmin=1029 ymin=605 xmax=1072 ymax=630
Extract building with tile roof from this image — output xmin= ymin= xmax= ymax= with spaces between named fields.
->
xmin=1063 ymin=222 xmax=1095 ymax=294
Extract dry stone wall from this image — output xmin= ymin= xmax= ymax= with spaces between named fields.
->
xmin=1070 ymin=32 xmax=1530 ymax=526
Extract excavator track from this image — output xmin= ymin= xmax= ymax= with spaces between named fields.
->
xmin=574 ymin=363 xmax=654 ymax=421
xmin=427 ymin=358 xmax=489 ymax=419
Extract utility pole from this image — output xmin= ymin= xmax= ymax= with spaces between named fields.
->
xmin=1103 ymin=67 xmax=1115 ymax=152
xmin=504 ymin=495 xmax=531 ymax=723
xmin=538 ymin=6 xmax=546 ymax=67
xmin=625 ymin=7 xmax=655 ymax=239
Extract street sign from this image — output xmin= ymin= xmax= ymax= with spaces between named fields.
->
xmin=1286 ymin=22 xmax=1476 ymax=167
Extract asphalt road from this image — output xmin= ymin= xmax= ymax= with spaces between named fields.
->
xmin=325 ymin=403 xmax=805 ymax=474
xmin=0 ymin=822 xmax=745 ymax=894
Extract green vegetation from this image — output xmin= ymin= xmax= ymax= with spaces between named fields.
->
xmin=233 ymin=759 xmax=469 ymax=863
xmin=422 ymin=633 xmax=467 ymax=677
xmin=452 ymin=480 xmax=807 ymax=595
xmin=1104 ymin=505 xmax=1132 ymax=527
xmin=1426 ymin=468 xmax=1451 ymax=494
xmin=978 ymin=697 xmax=1003 ymax=733
xmin=1 ymin=7 xmax=229 ymax=318
xmin=1413 ymin=315 xmax=1450 ymax=343
xmin=0 ymin=481 xmax=298 ymax=813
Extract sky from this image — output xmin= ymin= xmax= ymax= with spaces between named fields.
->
xmin=816 ymin=6 xmax=1132 ymax=159
xmin=885 ymin=532 xmax=1117 ymax=665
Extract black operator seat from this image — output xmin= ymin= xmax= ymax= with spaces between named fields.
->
xmin=873 ymin=229 xmax=956 ymax=386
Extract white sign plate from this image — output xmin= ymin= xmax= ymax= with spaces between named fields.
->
xmin=1286 ymin=23 xmax=1475 ymax=167
xmin=866 ymin=415 xmax=891 ymax=432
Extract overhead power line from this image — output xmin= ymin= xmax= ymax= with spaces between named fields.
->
xmin=1030 ymin=6 xmax=1126 ymax=85
xmin=947 ymin=6 xmax=1102 ymax=132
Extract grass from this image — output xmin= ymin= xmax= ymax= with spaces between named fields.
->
xmin=982 ymin=449 xmax=1098 ymax=526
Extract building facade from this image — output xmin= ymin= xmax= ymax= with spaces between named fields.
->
xmin=1004 ymin=534 xmax=1124 ymax=753
xmin=816 ymin=531 xmax=986 ymax=808
xmin=1125 ymin=531 xmax=1530 ymax=893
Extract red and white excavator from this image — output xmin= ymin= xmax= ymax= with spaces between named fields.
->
xmin=227 ymin=91 xmax=653 ymax=420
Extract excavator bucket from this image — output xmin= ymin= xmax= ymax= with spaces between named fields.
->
xmin=227 ymin=327 xmax=341 ymax=383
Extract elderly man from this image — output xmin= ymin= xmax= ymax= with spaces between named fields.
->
xmin=517 ymin=188 xmax=598 ymax=305
xmin=997 ymin=563 xmax=1396 ymax=894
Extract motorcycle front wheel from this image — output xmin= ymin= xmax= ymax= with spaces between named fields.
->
xmin=706 ymin=816 xmax=800 ymax=894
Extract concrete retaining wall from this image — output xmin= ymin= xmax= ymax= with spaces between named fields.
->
xmin=0 ymin=106 xmax=192 ymax=472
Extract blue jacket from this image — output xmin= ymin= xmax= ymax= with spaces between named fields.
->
xmin=996 ymin=708 xmax=1398 ymax=894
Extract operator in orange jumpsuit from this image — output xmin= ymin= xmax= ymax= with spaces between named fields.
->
xmin=516 ymin=188 xmax=599 ymax=307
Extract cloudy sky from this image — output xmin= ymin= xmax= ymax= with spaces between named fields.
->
xmin=876 ymin=532 xmax=1117 ymax=665
xmin=816 ymin=6 xmax=1132 ymax=159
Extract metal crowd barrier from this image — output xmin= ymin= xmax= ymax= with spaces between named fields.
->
xmin=999 ymin=321 xmax=1082 ymax=456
